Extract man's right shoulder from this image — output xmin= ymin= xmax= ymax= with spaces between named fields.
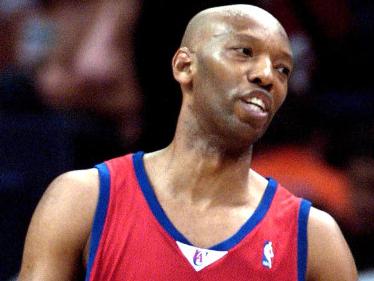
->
xmin=38 ymin=168 xmax=101 ymax=227
xmin=51 ymin=168 xmax=99 ymax=189
xmin=42 ymin=168 xmax=100 ymax=213
xmin=18 ymin=168 xmax=101 ymax=280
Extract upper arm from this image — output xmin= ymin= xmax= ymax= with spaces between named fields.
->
xmin=307 ymin=207 xmax=358 ymax=281
xmin=18 ymin=169 xmax=99 ymax=281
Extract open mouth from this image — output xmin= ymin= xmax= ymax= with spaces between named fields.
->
xmin=241 ymin=89 xmax=272 ymax=113
xmin=246 ymin=97 xmax=266 ymax=112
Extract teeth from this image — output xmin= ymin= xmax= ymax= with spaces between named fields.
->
xmin=248 ymin=97 xmax=265 ymax=111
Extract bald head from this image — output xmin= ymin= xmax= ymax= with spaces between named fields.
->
xmin=172 ymin=4 xmax=294 ymax=150
xmin=180 ymin=5 xmax=289 ymax=50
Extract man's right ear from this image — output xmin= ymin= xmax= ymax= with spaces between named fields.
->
xmin=172 ymin=47 xmax=194 ymax=85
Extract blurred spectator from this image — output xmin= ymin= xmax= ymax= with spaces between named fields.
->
xmin=343 ymin=120 xmax=374 ymax=271
xmin=252 ymin=137 xmax=354 ymax=226
xmin=360 ymin=269 xmax=374 ymax=281
xmin=0 ymin=0 xmax=143 ymax=279
xmin=34 ymin=0 xmax=143 ymax=144
xmin=348 ymin=156 xmax=374 ymax=235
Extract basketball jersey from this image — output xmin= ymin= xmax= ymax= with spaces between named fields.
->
xmin=85 ymin=152 xmax=311 ymax=281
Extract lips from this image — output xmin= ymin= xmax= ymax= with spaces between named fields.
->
xmin=234 ymin=88 xmax=273 ymax=129
xmin=246 ymin=97 xmax=266 ymax=112
xmin=240 ymin=89 xmax=272 ymax=113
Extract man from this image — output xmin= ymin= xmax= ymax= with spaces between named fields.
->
xmin=19 ymin=4 xmax=357 ymax=281
xmin=35 ymin=0 xmax=143 ymax=144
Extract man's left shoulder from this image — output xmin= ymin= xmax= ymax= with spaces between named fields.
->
xmin=306 ymin=207 xmax=358 ymax=281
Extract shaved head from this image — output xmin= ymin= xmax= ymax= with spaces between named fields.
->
xmin=180 ymin=5 xmax=289 ymax=51
xmin=172 ymin=4 xmax=294 ymax=149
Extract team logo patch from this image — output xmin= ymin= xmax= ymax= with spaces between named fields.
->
xmin=176 ymin=241 xmax=228 ymax=271
xmin=193 ymin=249 xmax=207 ymax=266
xmin=262 ymin=240 xmax=274 ymax=269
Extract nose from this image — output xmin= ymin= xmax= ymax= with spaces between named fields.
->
xmin=248 ymin=55 xmax=274 ymax=92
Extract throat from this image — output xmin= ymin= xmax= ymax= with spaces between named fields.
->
xmin=154 ymin=174 xmax=268 ymax=249
xmin=142 ymin=148 xmax=267 ymax=247
xmin=169 ymin=202 xmax=256 ymax=249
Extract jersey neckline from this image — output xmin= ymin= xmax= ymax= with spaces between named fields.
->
xmin=133 ymin=151 xmax=278 ymax=251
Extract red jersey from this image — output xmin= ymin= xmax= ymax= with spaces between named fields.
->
xmin=85 ymin=152 xmax=311 ymax=281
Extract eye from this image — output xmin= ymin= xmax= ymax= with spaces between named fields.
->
xmin=276 ymin=66 xmax=291 ymax=77
xmin=235 ymin=47 xmax=253 ymax=57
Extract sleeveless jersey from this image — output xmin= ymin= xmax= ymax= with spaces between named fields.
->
xmin=85 ymin=152 xmax=311 ymax=281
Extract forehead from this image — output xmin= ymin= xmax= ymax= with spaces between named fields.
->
xmin=202 ymin=11 xmax=292 ymax=57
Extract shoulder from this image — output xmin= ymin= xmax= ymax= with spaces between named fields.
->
xmin=40 ymin=168 xmax=100 ymax=234
xmin=41 ymin=168 xmax=100 ymax=213
xmin=250 ymin=170 xmax=299 ymax=204
xmin=306 ymin=207 xmax=358 ymax=281
xmin=30 ymin=168 xmax=100 ymax=243
xmin=48 ymin=168 xmax=99 ymax=193
xmin=18 ymin=168 xmax=100 ymax=279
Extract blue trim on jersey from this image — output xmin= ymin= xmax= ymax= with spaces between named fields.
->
xmin=210 ymin=178 xmax=277 ymax=251
xmin=133 ymin=151 xmax=192 ymax=245
xmin=133 ymin=151 xmax=278 ymax=251
xmin=297 ymin=199 xmax=312 ymax=281
xmin=85 ymin=163 xmax=111 ymax=281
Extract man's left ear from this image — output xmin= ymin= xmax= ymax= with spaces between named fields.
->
xmin=172 ymin=47 xmax=194 ymax=85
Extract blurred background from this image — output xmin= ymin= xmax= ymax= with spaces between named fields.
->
xmin=0 ymin=0 xmax=373 ymax=280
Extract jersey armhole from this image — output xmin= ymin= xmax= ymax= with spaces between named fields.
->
xmin=85 ymin=163 xmax=111 ymax=281
xmin=297 ymin=199 xmax=312 ymax=281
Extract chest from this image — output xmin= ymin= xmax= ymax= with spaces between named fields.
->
xmin=89 ymin=192 xmax=300 ymax=281
xmin=87 ymin=162 xmax=304 ymax=280
xmin=157 ymin=198 xmax=256 ymax=249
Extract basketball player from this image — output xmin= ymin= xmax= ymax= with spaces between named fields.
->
xmin=18 ymin=4 xmax=357 ymax=280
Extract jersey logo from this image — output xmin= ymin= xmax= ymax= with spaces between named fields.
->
xmin=262 ymin=241 xmax=274 ymax=269
xmin=193 ymin=249 xmax=207 ymax=266
xmin=176 ymin=241 xmax=228 ymax=271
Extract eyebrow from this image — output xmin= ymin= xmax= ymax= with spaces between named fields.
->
xmin=221 ymin=32 xmax=293 ymax=64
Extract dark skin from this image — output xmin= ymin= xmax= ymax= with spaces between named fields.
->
xmin=19 ymin=5 xmax=357 ymax=281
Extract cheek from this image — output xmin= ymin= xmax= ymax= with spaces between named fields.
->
xmin=196 ymin=51 xmax=240 ymax=88
xmin=192 ymin=52 xmax=244 ymax=113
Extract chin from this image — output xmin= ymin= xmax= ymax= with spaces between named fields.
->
xmin=221 ymin=128 xmax=264 ymax=153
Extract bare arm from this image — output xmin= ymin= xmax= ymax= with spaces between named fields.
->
xmin=18 ymin=169 xmax=99 ymax=280
xmin=307 ymin=207 xmax=358 ymax=281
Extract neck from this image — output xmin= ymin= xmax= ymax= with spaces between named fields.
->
xmin=144 ymin=100 xmax=261 ymax=206
xmin=146 ymin=137 xmax=254 ymax=207
xmin=174 ymin=100 xmax=255 ymax=156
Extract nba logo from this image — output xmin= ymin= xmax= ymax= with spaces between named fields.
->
xmin=262 ymin=241 xmax=274 ymax=269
